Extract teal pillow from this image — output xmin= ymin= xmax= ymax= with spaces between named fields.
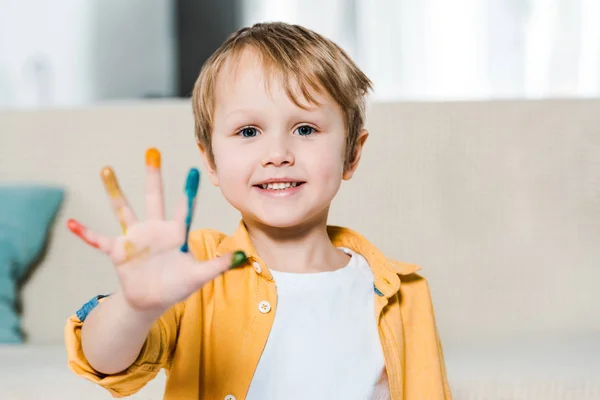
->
xmin=0 ymin=185 xmax=64 ymax=343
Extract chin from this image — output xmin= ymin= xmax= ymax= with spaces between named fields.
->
xmin=239 ymin=204 xmax=326 ymax=230
xmin=227 ymin=190 xmax=333 ymax=230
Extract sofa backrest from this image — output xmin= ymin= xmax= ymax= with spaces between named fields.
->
xmin=1 ymin=99 xmax=599 ymax=344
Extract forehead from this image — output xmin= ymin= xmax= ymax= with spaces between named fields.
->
xmin=213 ymin=48 xmax=336 ymax=114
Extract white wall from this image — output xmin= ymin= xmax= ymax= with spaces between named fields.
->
xmin=0 ymin=0 xmax=176 ymax=109
xmin=241 ymin=0 xmax=600 ymax=100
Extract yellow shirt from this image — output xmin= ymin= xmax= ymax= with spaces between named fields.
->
xmin=65 ymin=222 xmax=452 ymax=399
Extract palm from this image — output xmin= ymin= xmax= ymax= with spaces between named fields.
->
xmin=110 ymin=220 xmax=193 ymax=311
xmin=67 ymin=148 xmax=235 ymax=314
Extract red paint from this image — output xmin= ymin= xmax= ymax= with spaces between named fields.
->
xmin=67 ymin=218 xmax=100 ymax=249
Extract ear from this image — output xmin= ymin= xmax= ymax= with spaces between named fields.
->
xmin=343 ymin=129 xmax=369 ymax=180
xmin=197 ymin=143 xmax=219 ymax=186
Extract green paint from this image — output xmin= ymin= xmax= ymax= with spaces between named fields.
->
xmin=230 ymin=251 xmax=247 ymax=269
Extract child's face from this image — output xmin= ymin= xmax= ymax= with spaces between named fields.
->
xmin=202 ymin=49 xmax=366 ymax=229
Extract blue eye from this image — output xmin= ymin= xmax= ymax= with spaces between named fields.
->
xmin=240 ymin=127 xmax=258 ymax=138
xmin=295 ymin=125 xmax=315 ymax=136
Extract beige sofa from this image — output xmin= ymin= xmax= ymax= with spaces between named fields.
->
xmin=1 ymin=99 xmax=599 ymax=399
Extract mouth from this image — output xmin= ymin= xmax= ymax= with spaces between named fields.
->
xmin=253 ymin=180 xmax=306 ymax=192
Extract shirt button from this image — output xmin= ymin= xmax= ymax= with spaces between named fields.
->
xmin=258 ymin=300 xmax=271 ymax=314
xmin=224 ymin=395 xmax=236 ymax=400
xmin=253 ymin=261 xmax=262 ymax=273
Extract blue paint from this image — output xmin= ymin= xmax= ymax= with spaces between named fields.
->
xmin=180 ymin=168 xmax=200 ymax=253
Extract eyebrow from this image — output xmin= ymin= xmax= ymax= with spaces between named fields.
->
xmin=222 ymin=109 xmax=257 ymax=126
xmin=224 ymin=109 xmax=254 ymax=119
xmin=224 ymin=102 xmax=326 ymax=120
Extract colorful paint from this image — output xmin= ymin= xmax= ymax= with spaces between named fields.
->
xmin=145 ymin=147 xmax=161 ymax=168
xmin=230 ymin=250 xmax=248 ymax=269
xmin=66 ymin=218 xmax=100 ymax=249
xmin=180 ymin=168 xmax=200 ymax=253
xmin=100 ymin=166 xmax=128 ymax=234
xmin=124 ymin=240 xmax=136 ymax=257
xmin=117 ymin=240 xmax=150 ymax=265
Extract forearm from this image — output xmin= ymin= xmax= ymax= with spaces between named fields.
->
xmin=81 ymin=291 xmax=164 ymax=375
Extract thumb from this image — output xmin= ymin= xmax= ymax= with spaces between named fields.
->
xmin=192 ymin=251 xmax=248 ymax=285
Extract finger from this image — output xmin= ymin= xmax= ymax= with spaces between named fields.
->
xmin=175 ymin=168 xmax=200 ymax=253
xmin=100 ymin=166 xmax=137 ymax=234
xmin=173 ymin=194 xmax=189 ymax=224
xmin=173 ymin=168 xmax=200 ymax=223
xmin=229 ymin=251 xmax=248 ymax=269
xmin=191 ymin=251 xmax=246 ymax=284
xmin=145 ymin=148 xmax=165 ymax=220
xmin=66 ymin=218 xmax=113 ymax=254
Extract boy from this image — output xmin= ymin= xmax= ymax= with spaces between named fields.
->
xmin=65 ymin=22 xmax=452 ymax=399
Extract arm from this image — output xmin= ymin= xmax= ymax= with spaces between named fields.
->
xmin=399 ymin=273 xmax=453 ymax=399
xmin=80 ymin=291 xmax=163 ymax=375
xmin=65 ymin=296 xmax=183 ymax=398
xmin=64 ymin=148 xmax=240 ymax=396
xmin=435 ymin=322 xmax=453 ymax=399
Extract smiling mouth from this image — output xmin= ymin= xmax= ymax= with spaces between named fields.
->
xmin=254 ymin=182 xmax=305 ymax=190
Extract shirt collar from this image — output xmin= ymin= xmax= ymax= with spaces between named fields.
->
xmin=215 ymin=220 xmax=258 ymax=260
xmin=216 ymin=220 xmax=421 ymax=297
xmin=326 ymin=225 xmax=421 ymax=297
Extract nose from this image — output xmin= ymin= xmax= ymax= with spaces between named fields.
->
xmin=261 ymin=134 xmax=295 ymax=167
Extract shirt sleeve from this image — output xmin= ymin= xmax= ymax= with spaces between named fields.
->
xmin=436 ymin=323 xmax=453 ymax=399
xmin=64 ymin=297 xmax=184 ymax=398
xmin=399 ymin=273 xmax=453 ymax=399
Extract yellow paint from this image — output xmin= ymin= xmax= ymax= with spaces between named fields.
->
xmin=101 ymin=167 xmax=122 ymax=199
xmin=124 ymin=240 xmax=136 ymax=256
xmin=117 ymin=209 xmax=128 ymax=234
xmin=101 ymin=167 xmax=128 ymax=234
xmin=119 ymin=240 xmax=150 ymax=265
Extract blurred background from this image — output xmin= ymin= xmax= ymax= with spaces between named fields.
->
xmin=1 ymin=0 xmax=600 ymax=109
xmin=1 ymin=1 xmax=599 ymax=399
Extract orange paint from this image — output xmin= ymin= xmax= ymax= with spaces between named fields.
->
xmin=100 ymin=167 xmax=122 ymax=199
xmin=145 ymin=147 xmax=161 ymax=168
xmin=67 ymin=218 xmax=99 ymax=249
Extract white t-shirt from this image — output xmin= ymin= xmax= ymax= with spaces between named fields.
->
xmin=246 ymin=248 xmax=385 ymax=400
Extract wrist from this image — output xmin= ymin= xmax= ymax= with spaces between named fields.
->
xmin=113 ymin=291 xmax=167 ymax=326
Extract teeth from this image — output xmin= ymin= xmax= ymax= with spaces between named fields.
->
xmin=260 ymin=182 xmax=300 ymax=190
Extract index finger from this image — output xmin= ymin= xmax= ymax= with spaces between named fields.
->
xmin=101 ymin=167 xmax=137 ymax=234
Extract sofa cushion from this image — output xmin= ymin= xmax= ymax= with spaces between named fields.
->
xmin=444 ymin=335 xmax=600 ymax=399
xmin=0 ymin=344 xmax=166 ymax=399
xmin=0 ymin=185 xmax=64 ymax=342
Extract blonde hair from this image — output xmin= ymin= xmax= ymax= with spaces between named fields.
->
xmin=192 ymin=22 xmax=372 ymax=170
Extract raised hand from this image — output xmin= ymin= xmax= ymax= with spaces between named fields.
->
xmin=67 ymin=148 xmax=245 ymax=315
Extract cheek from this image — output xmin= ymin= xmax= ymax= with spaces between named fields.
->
xmin=212 ymin=142 xmax=253 ymax=194
xmin=304 ymin=141 xmax=345 ymax=185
